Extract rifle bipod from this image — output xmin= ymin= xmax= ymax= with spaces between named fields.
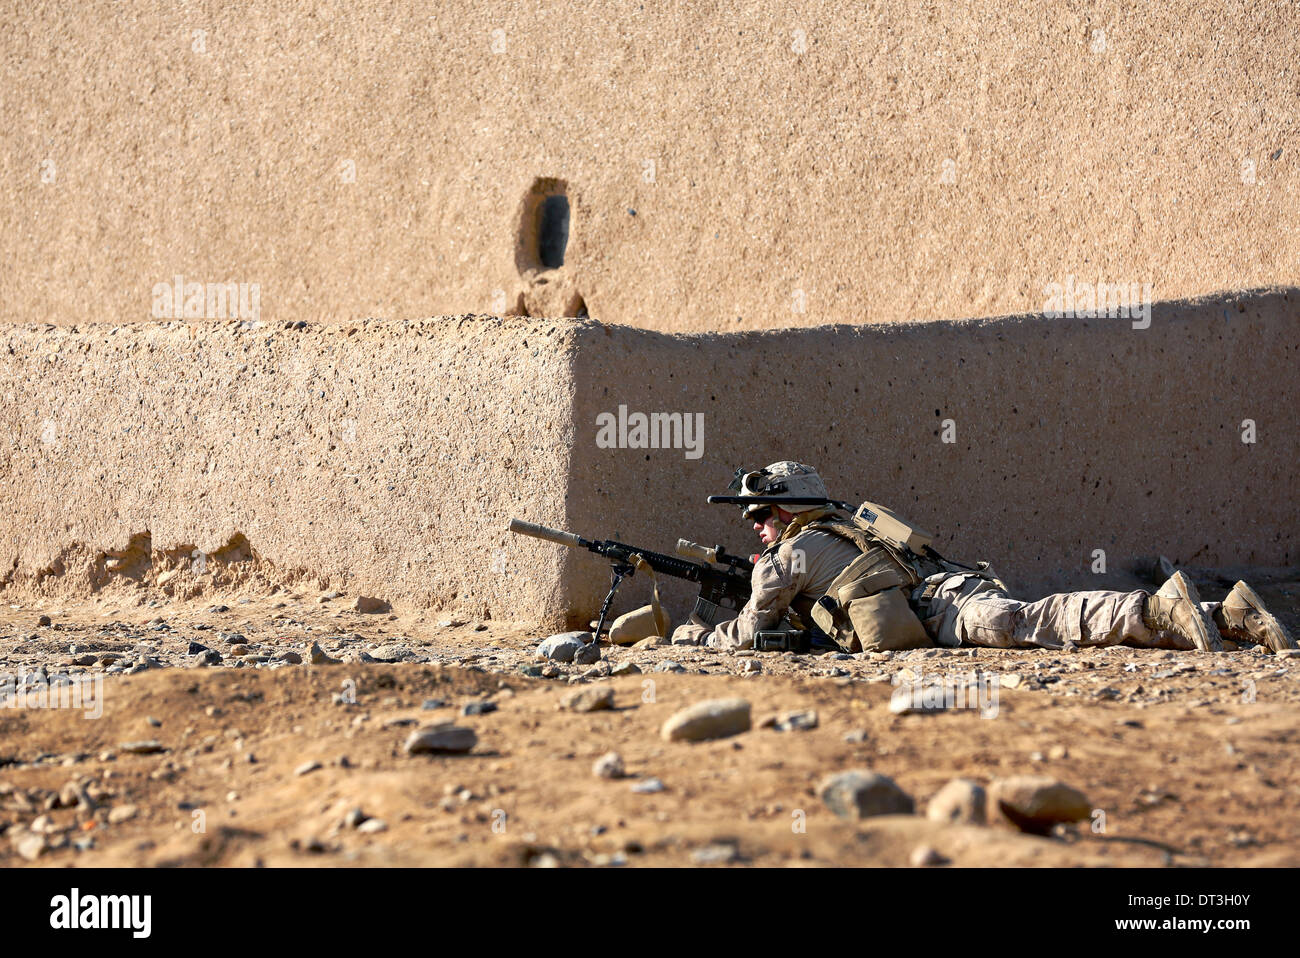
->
xmin=593 ymin=560 xmax=635 ymax=643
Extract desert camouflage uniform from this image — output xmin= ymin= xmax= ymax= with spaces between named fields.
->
xmin=919 ymin=571 xmax=1216 ymax=651
xmin=671 ymin=524 xmax=861 ymax=651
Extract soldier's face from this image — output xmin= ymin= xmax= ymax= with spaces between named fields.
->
xmin=753 ymin=508 xmax=793 ymax=545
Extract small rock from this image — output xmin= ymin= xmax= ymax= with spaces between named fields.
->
xmin=819 ymin=770 xmax=915 ymax=819
xmin=537 ymin=632 xmax=589 ymax=663
xmin=278 ymin=651 xmax=303 ymax=664
xmin=107 ymin=804 xmax=139 ymax=824
xmin=422 ymin=698 xmax=449 ymax=710
xmin=353 ymin=596 xmax=392 ymax=614
xmin=843 ymin=728 xmax=870 ymax=744
xmin=404 ymin=725 xmax=477 ymax=755
xmin=573 ymin=640 xmax=602 ymax=665
xmin=119 ymin=740 xmax=166 ymax=755
xmin=344 ymin=808 xmax=368 ymax=828
xmin=771 ymin=709 xmax=818 ymax=732
xmin=593 ymin=751 xmax=625 ymax=779
xmin=654 ymin=660 xmax=685 ymax=673
xmin=356 ymin=818 xmax=388 ymax=834
xmin=295 ymin=761 xmax=323 ymax=776
xmin=230 ymin=644 xmax=252 ymax=656
xmin=369 ymin=644 xmax=408 ymax=662
xmin=692 ymin=842 xmax=739 ymax=864
xmin=563 ymin=687 xmax=615 ymax=713
xmin=910 ymin=844 xmax=949 ymax=867
xmin=633 ymin=635 xmax=670 ymax=649
xmin=631 ymin=778 xmax=665 ymax=794
xmin=461 ymin=701 xmax=498 ymax=716
xmin=1048 ymin=745 xmax=1069 ymax=760
xmin=926 ymin=779 xmax=987 ymax=825
xmin=739 ymin=658 xmax=762 ymax=674
xmin=309 ymin=642 xmax=341 ymax=665
xmin=14 ymin=832 xmax=46 ymax=860
xmin=989 ymin=776 xmax=1091 ymax=834
xmin=609 ymin=661 xmax=641 ymax=676
xmin=37 ymin=614 xmax=52 ymax=627
xmin=661 ymin=698 xmax=751 ymax=742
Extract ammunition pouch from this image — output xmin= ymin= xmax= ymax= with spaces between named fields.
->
xmin=807 ymin=528 xmax=932 ymax=653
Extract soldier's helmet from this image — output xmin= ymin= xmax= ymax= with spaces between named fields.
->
xmin=730 ymin=461 xmax=828 ymax=521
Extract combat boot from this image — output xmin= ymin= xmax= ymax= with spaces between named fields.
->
xmin=1142 ymin=571 xmax=1222 ymax=652
xmin=1213 ymin=581 xmax=1297 ymax=653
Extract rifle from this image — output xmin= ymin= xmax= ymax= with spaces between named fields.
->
xmin=508 ymin=518 xmax=753 ymax=641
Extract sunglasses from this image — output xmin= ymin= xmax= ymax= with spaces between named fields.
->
xmin=748 ymin=506 xmax=773 ymax=525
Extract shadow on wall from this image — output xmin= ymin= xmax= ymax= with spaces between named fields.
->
xmin=514 ymin=177 xmax=587 ymax=319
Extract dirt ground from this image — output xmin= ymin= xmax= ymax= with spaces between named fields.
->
xmin=1 ymin=579 xmax=1298 ymax=868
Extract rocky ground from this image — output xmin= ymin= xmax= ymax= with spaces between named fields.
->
xmin=0 ymin=581 xmax=1298 ymax=867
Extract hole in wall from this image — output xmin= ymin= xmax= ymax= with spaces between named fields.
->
xmin=538 ymin=195 xmax=570 ymax=268
xmin=516 ymin=177 xmax=570 ymax=273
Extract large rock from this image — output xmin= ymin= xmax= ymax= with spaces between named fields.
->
xmin=537 ymin=632 xmax=590 ymax=663
xmin=661 ymin=698 xmax=751 ymax=742
xmin=562 ymin=687 xmax=614 ymax=712
xmin=404 ymin=725 xmax=477 ymax=755
xmin=353 ymin=596 xmax=392 ymax=614
xmin=819 ymin=770 xmax=915 ymax=819
xmin=926 ymin=779 xmax=987 ymax=825
xmin=989 ymin=776 xmax=1091 ymax=834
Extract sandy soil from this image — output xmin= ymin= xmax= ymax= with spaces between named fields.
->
xmin=1 ymin=582 xmax=1298 ymax=868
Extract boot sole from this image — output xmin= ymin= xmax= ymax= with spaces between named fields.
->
xmin=1231 ymin=581 xmax=1298 ymax=653
xmin=1167 ymin=572 xmax=1223 ymax=653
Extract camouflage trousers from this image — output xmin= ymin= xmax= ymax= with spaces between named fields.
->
xmin=919 ymin=572 xmax=1220 ymax=651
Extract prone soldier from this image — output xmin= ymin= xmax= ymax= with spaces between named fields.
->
xmin=670 ymin=461 xmax=1297 ymax=656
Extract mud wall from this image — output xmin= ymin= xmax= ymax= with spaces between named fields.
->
xmin=0 ymin=317 xmax=579 ymax=621
xmin=3 ymin=1 xmax=1298 ymax=332
xmin=2 ymin=290 xmax=1296 ymax=628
